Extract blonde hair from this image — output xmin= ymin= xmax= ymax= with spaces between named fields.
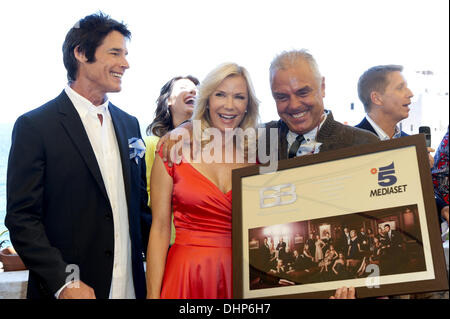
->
xmin=192 ymin=62 xmax=260 ymax=155
xmin=193 ymin=62 xmax=259 ymax=129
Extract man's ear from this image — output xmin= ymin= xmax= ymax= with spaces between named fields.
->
xmin=370 ymin=91 xmax=383 ymax=106
xmin=73 ymin=45 xmax=87 ymax=63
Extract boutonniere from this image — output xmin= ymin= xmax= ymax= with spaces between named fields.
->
xmin=129 ymin=137 xmax=146 ymax=164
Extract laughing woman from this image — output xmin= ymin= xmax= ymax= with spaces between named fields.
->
xmin=144 ymin=75 xmax=199 ymax=244
xmin=146 ymin=63 xmax=259 ymax=299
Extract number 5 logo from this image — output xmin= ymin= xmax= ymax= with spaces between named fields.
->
xmin=260 ymin=184 xmax=297 ymax=208
xmin=378 ymin=162 xmax=397 ymax=187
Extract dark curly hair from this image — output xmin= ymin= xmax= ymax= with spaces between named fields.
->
xmin=146 ymin=75 xmax=199 ymax=137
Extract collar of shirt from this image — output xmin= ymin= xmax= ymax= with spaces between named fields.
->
xmin=286 ymin=110 xmax=328 ymax=156
xmin=65 ymin=85 xmax=110 ymax=121
xmin=365 ymin=114 xmax=401 ymax=140
xmin=65 ymin=85 xmax=134 ymax=298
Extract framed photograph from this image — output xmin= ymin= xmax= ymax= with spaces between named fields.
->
xmin=232 ymin=135 xmax=448 ymax=299
xmin=249 ymin=238 xmax=259 ymax=250
xmin=379 ymin=221 xmax=396 ymax=230
xmin=294 ymin=234 xmax=303 ymax=244
xmin=319 ymin=224 xmax=331 ymax=239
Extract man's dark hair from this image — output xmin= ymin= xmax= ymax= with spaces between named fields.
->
xmin=357 ymin=64 xmax=403 ymax=113
xmin=62 ymin=12 xmax=131 ymax=82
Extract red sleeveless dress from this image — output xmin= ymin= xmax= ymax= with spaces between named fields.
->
xmin=159 ymin=151 xmax=232 ymax=299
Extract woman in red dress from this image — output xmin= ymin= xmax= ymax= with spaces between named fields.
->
xmin=146 ymin=63 xmax=259 ymax=299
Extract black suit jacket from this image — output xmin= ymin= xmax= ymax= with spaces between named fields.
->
xmin=6 ymin=91 xmax=151 ymax=299
xmin=386 ymin=229 xmax=404 ymax=249
xmin=355 ymin=117 xmax=409 ymax=138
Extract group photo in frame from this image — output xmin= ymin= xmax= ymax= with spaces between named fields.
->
xmin=247 ymin=204 xmax=425 ymax=290
xmin=232 ymin=135 xmax=448 ymax=299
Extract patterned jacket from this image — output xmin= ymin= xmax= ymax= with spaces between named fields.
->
xmin=432 ymin=127 xmax=449 ymax=206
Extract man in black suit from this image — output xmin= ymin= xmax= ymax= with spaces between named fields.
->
xmin=384 ymin=224 xmax=404 ymax=251
xmin=357 ymin=227 xmax=369 ymax=252
xmin=355 ymin=65 xmax=411 ymax=140
xmin=5 ymin=12 xmax=151 ymax=299
xmin=341 ymin=226 xmax=351 ymax=252
xmin=276 ymin=237 xmax=287 ymax=261
xmin=306 ymin=233 xmax=316 ymax=257
xmin=356 ymin=65 xmax=435 ymax=198
xmin=382 ymin=224 xmax=405 ymax=274
xmin=258 ymin=237 xmax=272 ymax=272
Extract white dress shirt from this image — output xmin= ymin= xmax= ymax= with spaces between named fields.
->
xmin=286 ymin=111 xmax=328 ymax=157
xmin=365 ymin=114 xmax=402 ymax=140
xmin=59 ymin=86 xmax=135 ymax=299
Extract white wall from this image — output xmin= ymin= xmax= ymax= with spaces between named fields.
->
xmin=0 ymin=0 xmax=448 ymax=134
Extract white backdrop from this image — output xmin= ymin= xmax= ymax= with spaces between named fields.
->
xmin=0 ymin=0 xmax=448 ymax=136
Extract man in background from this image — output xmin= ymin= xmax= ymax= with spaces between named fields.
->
xmin=355 ymin=65 xmax=412 ymax=139
xmin=356 ymin=65 xmax=435 ymax=166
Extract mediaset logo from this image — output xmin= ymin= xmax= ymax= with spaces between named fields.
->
xmin=369 ymin=162 xmax=407 ymax=197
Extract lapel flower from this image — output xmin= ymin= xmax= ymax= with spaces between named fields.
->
xmin=129 ymin=137 xmax=146 ymax=164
